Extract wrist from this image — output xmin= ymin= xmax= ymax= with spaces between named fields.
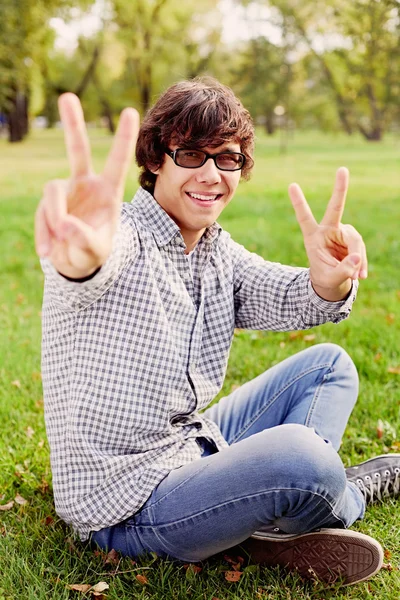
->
xmin=311 ymin=279 xmax=352 ymax=302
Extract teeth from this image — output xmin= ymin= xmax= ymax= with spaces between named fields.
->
xmin=189 ymin=193 xmax=218 ymax=201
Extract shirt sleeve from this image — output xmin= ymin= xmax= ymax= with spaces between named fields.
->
xmin=228 ymin=238 xmax=358 ymax=331
xmin=41 ymin=211 xmax=138 ymax=312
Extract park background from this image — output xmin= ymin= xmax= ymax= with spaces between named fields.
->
xmin=0 ymin=0 xmax=399 ymax=598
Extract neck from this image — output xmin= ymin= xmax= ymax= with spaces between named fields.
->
xmin=182 ymin=229 xmax=205 ymax=254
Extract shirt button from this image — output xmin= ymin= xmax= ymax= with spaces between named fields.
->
xmin=182 ymin=271 xmax=191 ymax=281
xmin=190 ymin=361 xmax=197 ymax=371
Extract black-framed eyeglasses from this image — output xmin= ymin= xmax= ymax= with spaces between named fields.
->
xmin=165 ymin=148 xmax=246 ymax=172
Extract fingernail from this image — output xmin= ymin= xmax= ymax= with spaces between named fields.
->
xmin=359 ymin=269 xmax=367 ymax=279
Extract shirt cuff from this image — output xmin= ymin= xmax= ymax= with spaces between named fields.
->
xmin=307 ymin=279 xmax=358 ymax=314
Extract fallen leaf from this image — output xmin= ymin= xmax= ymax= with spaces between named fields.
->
xmin=374 ymin=353 xmax=382 ymax=362
xmin=377 ymin=419 xmax=384 ymax=439
xmin=44 ymin=516 xmax=55 ymax=526
xmin=38 ymin=439 xmax=45 ymax=448
xmin=66 ymin=583 xmax=92 ymax=592
xmin=14 ymin=494 xmax=28 ymax=506
xmin=105 ymin=549 xmax=120 ymax=566
xmin=384 ymin=549 xmax=392 ymax=560
xmin=11 ymin=380 xmax=21 ymax=388
xmin=304 ymin=334 xmax=316 ymax=342
xmin=91 ymin=582 xmax=109 ymax=593
xmin=381 ymin=563 xmax=394 ymax=571
xmin=279 ymin=341 xmax=286 ymax=348
xmin=225 ymin=570 xmax=242 ymax=582
xmin=388 ymin=366 xmax=400 ymax=375
xmin=135 ymin=574 xmax=148 ymax=585
xmin=289 ymin=331 xmax=303 ymax=340
xmin=0 ymin=501 xmax=14 ymax=511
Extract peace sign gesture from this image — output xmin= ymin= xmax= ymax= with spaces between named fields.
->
xmin=289 ymin=167 xmax=367 ymax=302
xmin=35 ymin=94 xmax=139 ymax=279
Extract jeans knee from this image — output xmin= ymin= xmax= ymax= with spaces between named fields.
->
xmin=319 ymin=343 xmax=358 ymax=380
xmin=271 ymin=424 xmax=347 ymax=499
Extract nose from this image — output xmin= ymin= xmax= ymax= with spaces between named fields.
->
xmin=195 ymin=158 xmax=222 ymax=184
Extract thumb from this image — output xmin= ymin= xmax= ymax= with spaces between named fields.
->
xmin=337 ymin=253 xmax=361 ymax=281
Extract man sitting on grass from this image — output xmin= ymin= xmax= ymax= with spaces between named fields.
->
xmin=35 ymin=77 xmax=399 ymax=587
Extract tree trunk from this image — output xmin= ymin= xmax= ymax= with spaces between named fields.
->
xmin=265 ymin=113 xmax=275 ymax=135
xmin=7 ymin=90 xmax=29 ymax=143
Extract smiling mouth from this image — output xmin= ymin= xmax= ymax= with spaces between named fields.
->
xmin=186 ymin=192 xmax=222 ymax=202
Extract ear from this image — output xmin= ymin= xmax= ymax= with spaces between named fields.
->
xmin=148 ymin=162 xmax=161 ymax=175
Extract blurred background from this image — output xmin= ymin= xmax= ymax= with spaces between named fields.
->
xmin=1 ymin=0 xmax=399 ymax=145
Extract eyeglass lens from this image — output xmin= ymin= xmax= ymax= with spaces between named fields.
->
xmin=175 ymin=149 xmax=244 ymax=171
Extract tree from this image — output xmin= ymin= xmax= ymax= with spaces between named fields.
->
xmin=231 ymin=37 xmax=291 ymax=136
xmin=0 ymin=0 xmax=92 ymax=142
xmin=111 ymin=0 xmax=222 ymax=114
xmin=238 ymin=0 xmax=400 ymax=140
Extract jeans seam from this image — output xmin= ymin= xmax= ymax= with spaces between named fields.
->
xmin=139 ymin=486 xmax=345 ymax=529
xmin=230 ymin=362 xmax=333 ymax=444
xmin=304 ymin=368 xmax=333 ymax=428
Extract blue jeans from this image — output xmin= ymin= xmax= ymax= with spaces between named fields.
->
xmin=91 ymin=344 xmax=366 ymax=561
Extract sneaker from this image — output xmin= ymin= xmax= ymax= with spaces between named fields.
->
xmin=229 ymin=529 xmax=383 ymax=586
xmin=346 ymin=454 xmax=400 ymax=504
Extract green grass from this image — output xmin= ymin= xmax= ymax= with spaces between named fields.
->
xmin=0 ymin=127 xmax=399 ymax=599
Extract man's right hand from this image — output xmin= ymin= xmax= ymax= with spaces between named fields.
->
xmin=35 ymin=93 xmax=139 ymax=279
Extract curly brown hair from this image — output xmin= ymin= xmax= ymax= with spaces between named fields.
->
xmin=136 ymin=77 xmax=255 ymax=193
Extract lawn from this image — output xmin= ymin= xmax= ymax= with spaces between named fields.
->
xmin=0 ymin=127 xmax=399 ymax=599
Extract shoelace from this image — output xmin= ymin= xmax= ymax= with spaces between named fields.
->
xmin=355 ymin=468 xmax=400 ymax=503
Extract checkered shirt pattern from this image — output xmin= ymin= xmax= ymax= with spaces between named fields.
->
xmin=41 ymin=187 xmax=358 ymax=540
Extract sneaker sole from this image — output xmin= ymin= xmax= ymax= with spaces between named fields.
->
xmin=233 ymin=529 xmax=383 ymax=586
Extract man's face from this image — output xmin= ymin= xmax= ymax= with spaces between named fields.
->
xmin=152 ymin=142 xmax=242 ymax=247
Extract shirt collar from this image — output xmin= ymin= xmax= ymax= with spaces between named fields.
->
xmin=131 ymin=187 xmax=222 ymax=249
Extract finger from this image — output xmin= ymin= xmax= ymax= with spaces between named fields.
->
xmin=103 ymin=108 xmax=140 ymax=192
xmin=59 ymin=215 xmax=108 ymax=262
xmin=359 ymin=241 xmax=368 ymax=279
xmin=41 ymin=180 xmax=68 ymax=240
xmin=336 ymin=253 xmax=362 ymax=282
xmin=58 ymin=93 xmax=93 ymax=179
xmin=321 ymin=167 xmax=349 ymax=227
xmin=35 ymin=201 xmax=52 ymax=257
xmin=288 ymin=183 xmax=318 ymax=237
xmin=342 ymin=224 xmax=368 ymax=279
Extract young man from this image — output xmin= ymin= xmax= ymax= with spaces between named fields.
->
xmin=36 ymin=78 xmax=399 ymax=586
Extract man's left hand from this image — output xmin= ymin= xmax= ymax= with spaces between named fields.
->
xmin=289 ymin=167 xmax=367 ymax=302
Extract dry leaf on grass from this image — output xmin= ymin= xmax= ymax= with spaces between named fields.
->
xmin=388 ymin=366 xmax=400 ymax=375
xmin=15 ymin=494 xmax=28 ymax=506
xmin=91 ymin=582 xmax=109 ymax=593
xmin=225 ymin=570 xmax=242 ymax=582
xmin=0 ymin=501 xmax=14 ymax=511
xmin=303 ymin=334 xmax=316 ymax=342
xmin=66 ymin=582 xmax=109 ymax=595
xmin=135 ymin=574 xmax=149 ymax=585
xmin=11 ymin=380 xmax=21 ymax=388
xmin=67 ymin=583 xmax=92 ymax=593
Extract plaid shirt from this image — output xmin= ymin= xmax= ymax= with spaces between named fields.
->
xmin=41 ymin=187 xmax=357 ymax=540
